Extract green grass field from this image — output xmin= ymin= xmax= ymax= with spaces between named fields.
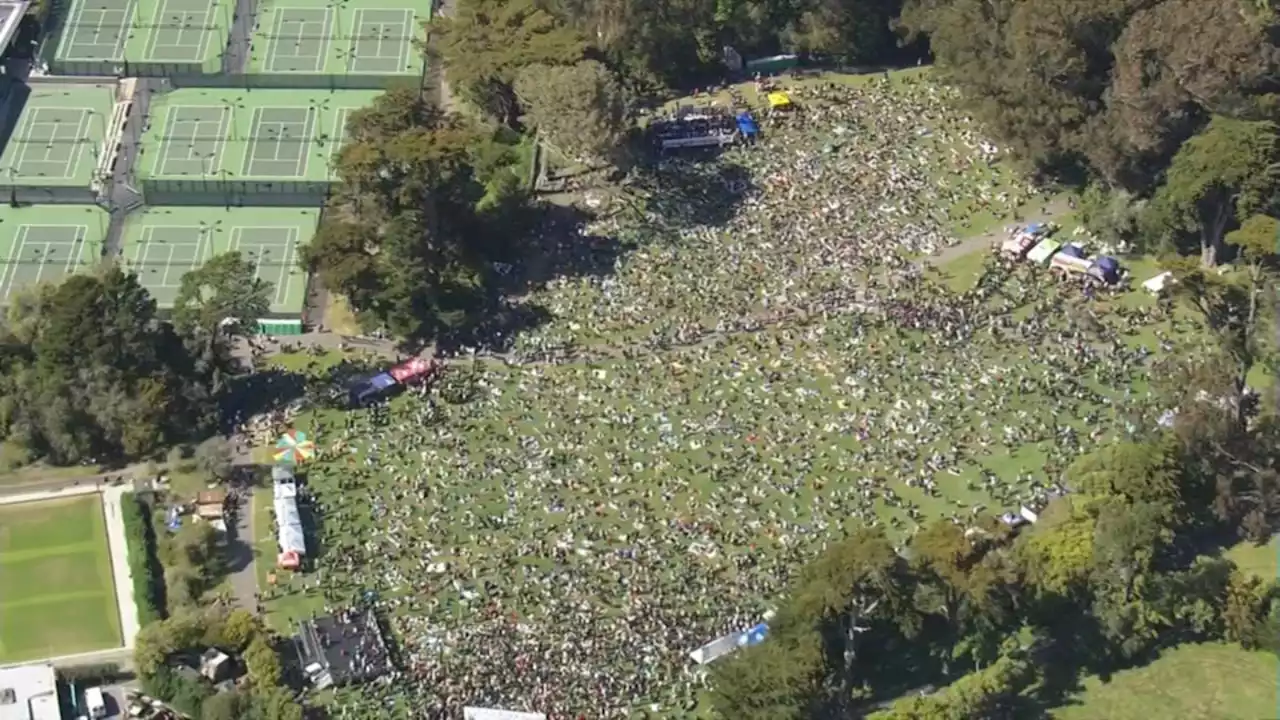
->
xmin=1052 ymin=643 xmax=1278 ymax=720
xmin=1226 ymin=536 xmax=1279 ymax=580
xmin=0 ymin=495 xmax=121 ymax=662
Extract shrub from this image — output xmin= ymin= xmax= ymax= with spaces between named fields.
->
xmin=57 ymin=663 xmax=124 ymax=684
xmin=122 ymin=492 xmax=167 ymax=625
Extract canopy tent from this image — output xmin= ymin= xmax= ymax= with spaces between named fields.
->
xmin=274 ymin=481 xmax=306 ymax=564
xmin=390 ymin=357 xmax=437 ymax=384
xmin=735 ymin=111 xmax=760 ymax=138
xmin=1026 ymin=239 xmax=1062 ymax=265
xmin=1059 ymin=244 xmax=1086 ymax=259
xmin=767 ymin=92 xmax=793 ymax=110
xmin=274 ymin=430 xmax=316 ymax=465
xmin=688 ymin=621 xmax=771 ymax=665
xmin=1050 ymin=253 xmax=1092 ymax=275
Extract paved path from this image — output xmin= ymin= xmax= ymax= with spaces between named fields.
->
xmin=0 ymin=484 xmax=141 ymax=663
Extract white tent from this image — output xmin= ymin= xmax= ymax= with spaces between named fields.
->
xmin=1143 ymin=271 xmax=1174 ymax=295
xmin=463 ymin=709 xmax=547 ymax=720
xmin=273 ymin=482 xmax=306 ymax=555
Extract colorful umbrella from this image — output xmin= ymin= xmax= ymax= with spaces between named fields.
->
xmin=274 ymin=430 xmax=316 ymax=465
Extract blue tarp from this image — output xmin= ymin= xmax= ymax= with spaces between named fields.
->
xmin=1060 ymin=244 xmax=1085 ymax=259
xmin=736 ymin=112 xmax=759 ymax=138
xmin=1025 ymin=223 xmax=1045 ymax=235
xmin=369 ymin=372 xmax=397 ymax=390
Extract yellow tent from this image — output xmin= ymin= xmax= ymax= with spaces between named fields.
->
xmin=767 ymin=91 xmax=793 ymax=109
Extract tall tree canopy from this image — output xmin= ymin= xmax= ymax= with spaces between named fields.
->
xmin=0 ymin=267 xmax=216 ymax=464
xmin=514 ymin=60 xmax=631 ymax=166
xmin=435 ymin=0 xmax=587 ymax=124
xmin=305 ymin=87 xmax=529 ymax=342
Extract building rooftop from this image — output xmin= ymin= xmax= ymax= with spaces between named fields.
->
xmin=0 ymin=664 xmax=59 ymax=720
xmin=294 ymin=608 xmax=393 ymax=688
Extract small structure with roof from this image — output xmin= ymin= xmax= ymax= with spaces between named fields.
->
xmin=293 ymin=608 xmax=394 ymax=689
xmin=0 ymin=663 xmax=59 ymax=720
xmin=273 ymin=479 xmax=305 ymax=570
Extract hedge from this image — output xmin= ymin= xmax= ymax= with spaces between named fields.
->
xmin=57 ymin=663 xmax=125 ymax=684
xmin=121 ymin=492 xmax=167 ymax=625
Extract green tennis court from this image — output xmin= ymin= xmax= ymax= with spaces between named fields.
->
xmin=1 ymin=108 xmax=95 ymax=182
xmin=58 ymin=0 xmax=133 ymax=61
xmin=344 ymin=9 xmax=414 ymax=74
xmin=122 ymin=207 xmax=315 ymax=314
xmin=246 ymin=0 xmax=427 ymax=80
xmin=242 ymin=106 xmax=316 ymax=177
xmin=144 ymin=0 xmax=220 ymax=63
xmin=154 ymin=105 xmax=231 ymax=177
xmin=0 ymin=206 xmax=108 ymax=302
xmin=54 ymin=0 xmax=233 ymax=74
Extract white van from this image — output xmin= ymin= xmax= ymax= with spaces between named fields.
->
xmin=85 ymin=687 xmax=107 ymax=719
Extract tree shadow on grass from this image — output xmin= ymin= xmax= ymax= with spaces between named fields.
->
xmin=628 ymin=154 xmax=757 ymax=230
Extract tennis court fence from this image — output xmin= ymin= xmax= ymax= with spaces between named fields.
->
xmin=139 ymin=178 xmax=335 ymax=206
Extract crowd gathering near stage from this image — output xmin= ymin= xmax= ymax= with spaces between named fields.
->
xmin=258 ymin=75 xmax=1191 ymax=720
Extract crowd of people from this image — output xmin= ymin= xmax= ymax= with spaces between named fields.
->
xmin=259 ymin=74 xmax=1190 ymax=720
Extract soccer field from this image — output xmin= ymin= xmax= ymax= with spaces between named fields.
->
xmin=0 ymin=495 xmax=121 ymax=662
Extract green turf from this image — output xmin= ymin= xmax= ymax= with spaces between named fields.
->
xmin=120 ymin=205 xmax=317 ymax=315
xmin=0 ymin=495 xmax=122 ymax=662
xmin=246 ymin=0 xmax=429 ymax=79
xmin=0 ymin=84 xmax=116 ymax=190
xmin=1051 ymin=643 xmax=1279 ymax=720
xmin=135 ymin=88 xmax=381 ymax=189
xmin=1225 ymin=536 xmax=1279 ymax=580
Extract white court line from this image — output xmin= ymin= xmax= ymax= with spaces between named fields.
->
xmin=159 ymin=106 xmax=230 ymax=176
xmin=295 ymin=107 xmax=316 ymax=177
xmin=0 ymin=225 xmax=24 ymax=300
xmin=63 ymin=226 xmax=88 ymax=276
xmin=244 ymin=106 xmax=313 ymax=177
xmin=60 ymin=110 xmax=92 ymax=181
xmin=314 ymin=7 xmax=334 ymax=73
xmin=276 ymin=226 xmax=299 ymax=308
xmin=154 ymin=108 xmax=183 ymax=176
xmin=398 ymin=9 xmax=413 ymax=71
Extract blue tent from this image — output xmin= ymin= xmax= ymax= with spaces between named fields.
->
xmin=1060 ymin=244 xmax=1085 ymax=259
xmin=1024 ymin=222 xmax=1045 ymax=235
xmin=736 ymin=111 xmax=760 ymax=139
xmin=1095 ymin=256 xmax=1121 ymax=283
xmin=369 ymin=372 xmax=396 ymax=390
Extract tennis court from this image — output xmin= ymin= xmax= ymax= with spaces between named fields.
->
xmin=54 ymin=0 xmax=233 ymax=74
xmin=121 ymin=207 xmax=315 ymax=314
xmin=246 ymin=0 xmax=427 ymax=81
xmin=0 ymin=206 xmax=107 ymax=303
xmin=153 ymin=106 xmax=231 ymax=177
xmin=144 ymin=0 xmax=221 ymax=63
xmin=137 ymin=88 xmax=381 ymax=189
xmin=0 ymin=84 xmax=114 ymax=194
xmin=242 ymin=106 xmax=316 ymax=177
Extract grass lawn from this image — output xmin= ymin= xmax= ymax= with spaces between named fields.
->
xmin=1225 ymin=536 xmax=1279 ymax=580
xmin=0 ymin=461 xmax=103 ymax=487
xmin=0 ymin=495 xmax=121 ymax=662
xmin=1052 ymin=643 xmax=1278 ymax=720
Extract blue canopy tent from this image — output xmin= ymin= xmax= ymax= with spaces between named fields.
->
xmin=736 ymin=111 xmax=760 ymax=140
xmin=1060 ymin=244 xmax=1086 ymax=259
xmin=1095 ymin=256 xmax=1121 ymax=283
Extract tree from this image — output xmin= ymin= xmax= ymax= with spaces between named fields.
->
xmin=1067 ymin=440 xmax=1185 ymax=523
xmin=788 ymin=528 xmax=920 ymax=716
xmin=221 ymin=608 xmax=263 ymax=652
xmin=708 ymin=629 xmax=824 ymax=720
xmin=514 ymin=60 xmax=630 ymax=165
xmin=435 ymin=0 xmax=586 ymax=124
xmin=194 ymin=435 xmax=234 ymax=481
xmin=1145 ymin=117 xmax=1279 ymax=266
xmin=243 ymin=635 xmax=282 ymax=689
xmin=7 ymin=267 xmax=216 ymax=464
xmin=173 ymin=253 xmax=270 ymax=397
xmin=868 ymin=652 xmax=1035 ymax=720
xmin=1014 ymin=499 xmax=1096 ymax=597
xmin=201 ymin=690 xmax=250 ymax=720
